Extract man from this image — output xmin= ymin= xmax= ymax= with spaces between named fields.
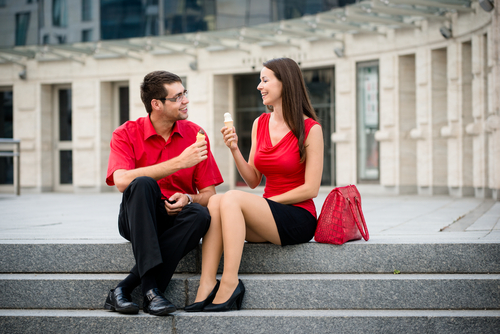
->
xmin=104 ymin=71 xmax=223 ymax=316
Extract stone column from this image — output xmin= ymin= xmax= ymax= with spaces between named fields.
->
xmin=13 ymin=81 xmax=39 ymax=192
xmin=430 ymin=48 xmax=449 ymax=194
xmin=39 ymin=84 xmax=53 ymax=192
xmin=467 ymin=34 xmax=490 ymax=198
xmin=375 ymin=54 xmax=397 ymax=192
xmin=129 ymin=75 xmax=144 ymax=121
xmin=72 ymin=80 xmax=99 ymax=192
xmin=397 ymin=54 xmax=417 ymax=194
xmin=187 ymin=72 xmax=211 ymax=132
xmin=213 ymin=74 xmax=233 ymax=191
xmin=486 ymin=5 xmax=500 ymax=200
xmin=98 ymin=81 xmax=113 ymax=191
xmin=441 ymin=41 xmax=474 ymax=197
xmin=412 ymin=47 xmax=430 ymax=193
xmin=412 ymin=47 xmax=448 ymax=195
xmin=332 ymin=58 xmax=356 ymax=185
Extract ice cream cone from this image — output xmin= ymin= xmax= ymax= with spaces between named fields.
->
xmin=224 ymin=120 xmax=233 ymax=130
xmin=196 ymin=129 xmax=205 ymax=142
xmin=223 ymin=113 xmax=235 ymax=148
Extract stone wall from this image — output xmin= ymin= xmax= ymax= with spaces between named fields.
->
xmin=0 ymin=0 xmax=498 ymax=199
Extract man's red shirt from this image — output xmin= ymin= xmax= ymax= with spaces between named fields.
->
xmin=106 ymin=116 xmax=223 ymax=199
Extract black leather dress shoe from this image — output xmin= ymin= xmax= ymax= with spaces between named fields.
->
xmin=143 ymin=288 xmax=176 ymax=316
xmin=104 ymin=287 xmax=139 ymax=314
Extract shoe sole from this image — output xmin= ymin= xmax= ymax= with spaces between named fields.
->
xmin=104 ymin=302 xmax=139 ymax=315
xmin=144 ymin=306 xmax=177 ymax=316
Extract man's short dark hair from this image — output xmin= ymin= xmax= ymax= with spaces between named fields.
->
xmin=140 ymin=71 xmax=182 ymax=113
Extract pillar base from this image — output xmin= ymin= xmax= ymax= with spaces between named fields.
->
xmin=418 ymin=186 xmax=449 ymax=196
xmin=448 ymin=186 xmax=475 ymax=197
xmin=474 ymin=187 xmax=492 ymax=199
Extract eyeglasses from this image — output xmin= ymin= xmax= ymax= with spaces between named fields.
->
xmin=157 ymin=90 xmax=188 ymax=103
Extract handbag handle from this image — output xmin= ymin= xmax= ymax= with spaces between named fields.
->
xmin=347 ymin=197 xmax=369 ymax=241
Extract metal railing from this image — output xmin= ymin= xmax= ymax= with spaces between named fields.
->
xmin=0 ymin=138 xmax=21 ymax=195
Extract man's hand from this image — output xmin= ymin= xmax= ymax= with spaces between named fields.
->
xmin=177 ymin=140 xmax=208 ymax=169
xmin=164 ymin=192 xmax=190 ymax=215
xmin=112 ymin=141 xmax=209 ymax=193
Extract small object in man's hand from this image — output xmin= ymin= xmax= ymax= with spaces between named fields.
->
xmin=196 ymin=129 xmax=205 ymax=142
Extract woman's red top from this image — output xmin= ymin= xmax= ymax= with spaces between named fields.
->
xmin=254 ymin=112 xmax=320 ymax=218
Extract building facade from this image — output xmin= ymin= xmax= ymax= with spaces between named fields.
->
xmin=0 ymin=0 xmax=499 ymax=199
xmin=0 ymin=0 xmax=355 ymax=47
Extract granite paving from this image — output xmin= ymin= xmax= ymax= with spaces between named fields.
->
xmin=0 ymin=189 xmax=498 ymax=243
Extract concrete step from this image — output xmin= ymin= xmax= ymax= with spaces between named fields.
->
xmin=1 ymin=309 xmax=499 ymax=334
xmin=1 ymin=273 xmax=499 ymax=311
xmin=0 ymin=242 xmax=197 ymax=274
xmin=1 ymin=241 xmax=499 ymax=274
xmin=0 ymin=274 xmax=187 ymax=310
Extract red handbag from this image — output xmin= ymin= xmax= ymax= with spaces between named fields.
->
xmin=314 ymin=185 xmax=369 ymax=245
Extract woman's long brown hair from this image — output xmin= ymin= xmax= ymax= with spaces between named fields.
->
xmin=262 ymin=58 xmax=319 ymax=162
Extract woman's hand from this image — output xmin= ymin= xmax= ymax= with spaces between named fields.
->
xmin=221 ymin=126 xmax=238 ymax=150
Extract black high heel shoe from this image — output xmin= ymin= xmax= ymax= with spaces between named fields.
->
xmin=184 ymin=280 xmax=220 ymax=312
xmin=203 ymin=279 xmax=245 ymax=312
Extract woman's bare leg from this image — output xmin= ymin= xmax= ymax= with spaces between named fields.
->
xmin=212 ymin=190 xmax=281 ymax=304
xmin=193 ymin=194 xmax=224 ymax=302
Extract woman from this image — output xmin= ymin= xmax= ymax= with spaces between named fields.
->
xmin=185 ymin=57 xmax=324 ymax=312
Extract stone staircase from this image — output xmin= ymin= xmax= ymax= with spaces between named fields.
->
xmin=1 ymin=240 xmax=499 ymax=333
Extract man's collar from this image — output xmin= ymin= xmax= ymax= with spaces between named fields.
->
xmin=144 ymin=115 xmax=158 ymax=140
xmin=144 ymin=115 xmax=184 ymax=141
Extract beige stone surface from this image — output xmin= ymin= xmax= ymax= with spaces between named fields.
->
xmin=0 ymin=2 xmax=497 ymax=199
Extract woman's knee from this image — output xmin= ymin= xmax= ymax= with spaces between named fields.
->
xmin=219 ymin=190 xmax=244 ymax=208
xmin=207 ymin=194 xmax=223 ymax=213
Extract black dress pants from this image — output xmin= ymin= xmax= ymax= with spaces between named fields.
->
xmin=118 ymin=176 xmax=210 ymax=292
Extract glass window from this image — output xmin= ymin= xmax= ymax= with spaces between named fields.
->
xmin=38 ymin=0 xmax=45 ymax=28
xmin=82 ymin=0 xmax=92 ymax=21
xmin=0 ymin=90 xmax=14 ymax=185
xmin=15 ymin=12 xmax=31 ymax=46
xmin=101 ymin=0 xmax=145 ymax=40
xmin=53 ymin=0 xmax=68 ymax=27
xmin=56 ymin=34 xmax=66 ymax=44
xmin=81 ymin=29 xmax=93 ymax=42
xmin=163 ymin=0 xmax=215 ymax=35
xmin=145 ymin=14 xmax=159 ymax=36
xmin=119 ymin=86 xmax=129 ymax=125
xmin=59 ymin=89 xmax=72 ymax=141
xmin=270 ymin=0 xmax=356 ymax=21
xmin=302 ymin=67 xmax=335 ymax=186
xmin=356 ymin=61 xmax=379 ymax=182
xmin=59 ymin=150 xmax=73 ymax=184
xmin=234 ymin=73 xmax=266 ymax=186
xmin=0 ymin=91 xmax=13 ymax=139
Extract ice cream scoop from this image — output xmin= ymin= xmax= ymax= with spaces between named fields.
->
xmin=196 ymin=128 xmax=205 ymax=142
xmin=224 ymin=113 xmax=235 ymax=148
xmin=224 ymin=113 xmax=233 ymax=130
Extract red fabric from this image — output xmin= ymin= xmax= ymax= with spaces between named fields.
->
xmin=106 ymin=116 xmax=223 ymax=199
xmin=254 ymin=113 xmax=319 ymax=218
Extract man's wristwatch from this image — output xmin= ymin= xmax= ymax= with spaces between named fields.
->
xmin=185 ymin=193 xmax=193 ymax=205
